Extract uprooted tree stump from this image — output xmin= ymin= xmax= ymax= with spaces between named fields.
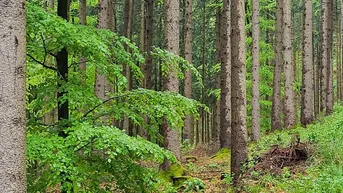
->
xmin=248 ymin=143 xmax=309 ymax=176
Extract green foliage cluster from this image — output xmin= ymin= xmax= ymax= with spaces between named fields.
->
xmin=243 ymin=105 xmax=343 ymax=192
xmin=26 ymin=4 xmax=202 ymax=192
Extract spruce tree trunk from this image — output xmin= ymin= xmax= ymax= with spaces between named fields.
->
xmin=231 ymin=0 xmax=248 ymax=184
xmin=161 ymin=0 xmax=181 ymax=170
xmin=201 ymin=1 xmax=206 ymax=144
xmin=320 ymin=0 xmax=329 ymax=113
xmin=183 ymin=0 xmax=194 ymax=143
xmin=315 ymin=45 xmax=320 ymax=117
xmin=79 ymin=0 xmax=87 ymax=71
xmin=220 ymin=0 xmax=231 ymax=148
xmin=251 ymin=0 xmax=260 ymax=141
xmin=283 ymin=0 xmax=296 ymax=128
xmin=0 ymin=1 xmax=27 ymax=191
xmin=145 ymin=0 xmax=153 ymax=89
xmin=301 ymin=0 xmax=314 ymax=126
xmin=271 ymin=0 xmax=283 ymax=130
xmin=326 ymin=0 xmax=334 ymax=114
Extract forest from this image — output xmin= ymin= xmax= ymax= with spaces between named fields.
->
xmin=1 ymin=0 xmax=343 ymax=192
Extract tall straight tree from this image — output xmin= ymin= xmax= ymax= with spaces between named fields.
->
xmin=271 ymin=0 xmax=283 ymax=130
xmin=283 ymin=0 xmax=296 ymax=128
xmin=213 ymin=8 xmax=221 ymax=143
xmin=161 ymin=0 xmax=181 ymax=170
xmin=326 ymin=0 xmax=334 ymax=114
xmin=145 ymin=0 xmax=153 ymax=89
xmin=251 ymin=0 xmax=260 ymax=141
xmin=183 ymin=0 xmax=194 ymax=143
xmin=231 ymin=0 xmax=248 ymax=184
xmin=79 ymin=0 xmax=87 ymax=72
xmin=320 ymin=0 xmax=329 ymax=113
xmin=0 ymin=0 xmax=27 ymax=191
xmin=301 ymin=0 xmax=314 ymax=126
xmin=220 ymin=0 xmax=231 ymax=148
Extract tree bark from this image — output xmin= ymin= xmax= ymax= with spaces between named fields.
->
xmin=326 ymin=0 xmax=334 ymax=115
xmin=0 ymin=1 xmax=27 ymax=191
xmin=283 ymin=0 xmax=296 ymax=128
xmin=145 ymin=0 xmax=153 ymax=89
xmin=301 ymin=0 xmax=314 ymax=126
xmin=48 ymin=0 xmax=54 ymax=9
xmin=320 ymin=0 xmax=329 ymax=113
xmin=79 ymin=0 xmax=87 ymax=72
xmin=220 ymin=0 xmax=231 ymax=148
xmin=251 ymin=0 xmax=260 ymax=141
xmin=183 ymin=0 xmax=194 ymax=143
xmin=271 ymin=0 xmax=283 ymax=130
xmin=231 ymin=0 xmax=248 ymax=184
xmin=161 ymin=0 xmax=181 ymax=170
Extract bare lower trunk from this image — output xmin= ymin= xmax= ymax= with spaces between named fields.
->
xmin=300 ymin=0 xmax=314 ymax=126
xmin=220 ymin=0 xmax=231 ymax=148
xmin=320 ymin=0 xmax=329 ymax=113
xmin=231 ymin=0 xmax=248 ymax=185
xmin=251 ymin=0 xmax=260 ymax=141
xmin=326 ymin=0 xmax=333 ymax=115
xmin=161 ymin=0 xmax=181 ymax=170
xmin=183 ymin=0 xmax=193 ymax=143
xmin=283 ymin=0 xmax=296 ymax=128
xmin=271 ymin=0 xmax=283 ymax=130
xmin=0 ymin=1 xmax=27 ymax=191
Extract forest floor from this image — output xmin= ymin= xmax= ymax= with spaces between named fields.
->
xmin=180 ymin=106 xmax=343 ymax=193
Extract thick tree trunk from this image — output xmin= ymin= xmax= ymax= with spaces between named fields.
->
xmin=183 ymin=0 xmax=194 ymax=143
xmin=251 ymin=0 xmax=260 ymax=141
xmin=161 ymin=0 xmax=181 ymax=170
xmin=220 ymin=0 xmax=231 ymax=148
xmin=271 ymin=0 xmax=283 ymax=130
xmin=283 ymin=0 xmax=296 ymax=128
xmin=301 ymin=0 xmax=314 ymax=126
xmin=0 ymin=1 xmax=27 ymax=191
xmin=230 ymin=0 xmax=248 ymax=184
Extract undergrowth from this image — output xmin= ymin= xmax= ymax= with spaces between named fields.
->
xmin=241 ymin=105 xmax=343 ymax=192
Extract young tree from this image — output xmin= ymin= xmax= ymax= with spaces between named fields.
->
xmin=231 ymin=0 xmax=248 ymax=184
xmin=301 ymin=0 xmax=314 ymax=126
xmin=283 ymin=0 xmax=296 ymax=128
xmin=251 ymin=0 xmax=260 ymax=141
xmin=183 ymin=0 xmax=194 ymax=143
xmin=0 ymin=1 xmax=27 ymax=191
xmin=271 ymin=0 xmax=283 ymax=130
xmin=161 ymin=0 xmax=181 ymax=170
xmin=220 ymin=0 xmax=231 ymax=148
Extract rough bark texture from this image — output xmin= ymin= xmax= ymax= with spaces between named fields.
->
xmin=230 ymin=0 xmax=248 ymax=184
xmin=123 ymin=0 xmax=133 ymax=90
xmin=201 ymin=1 xmax=206 ymax=144
xmin=337 ymin=13 xmax=341 ymax=102
xmin=283 ymin=0 xmax=296 ymax=129
xmin=315 ymin=45 xmax=320 ymax=117
xmin=0 ymin=1 xmax=27 ymax=191
xmin=220 ymin=0 xmax=231 ymax=148
xmin=326 ymin=0 xmax=333 ymax=115
xmin=271 ymin=0 xmax=283 ymax=130
xmin=145 ymin=0 xmax=153 ymax=89
xmin=251 ymin=0 xmax=260 ymax=141
xmin=320 ymin=0 xmax=329 ymax=113
xmin=95 ymin=0 xmax=110 ymax=101
xmin=183 ymin=0 xmax=194 ymax=143
xmin=79 ymin=0 xmax=87 ymax=71
xmin=213 ymin=8 xmax=221 ymax=143
xmin=301 ymin=0 xmax=314 ymax=127
xmin=341 ymin=0 xmax=343 ymax=101
xmin=161 ymin=0 xmax=181 ymax=170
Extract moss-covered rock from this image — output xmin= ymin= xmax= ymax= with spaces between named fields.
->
xmin=211 ymin=148 xmax=231 ymax=161
xmin=159 ymin=163 xmax=185 ymax=183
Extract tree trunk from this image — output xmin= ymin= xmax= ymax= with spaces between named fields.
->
xmin=161 ymin=0 xmax=181 ymax=170
xmin=283 ymin=0 xmax=296 ymax=128
xmin=271 ymin=0 xmax=283 ymax=130
xmin=48 ymin=0 xmax=54 ymax=9
xmin=315 ymin=44 xmax=320 ymax=117
xmin=145 ymin=0 xmax=153 ymax=89
xmin=231 ymin=0 xmax=248 ymax=184
xmin=0 ymin=1 xmax=27 ymax=191
xmin=212 ymin=8 xmax=221 ymax=144
xmin=220 ymin=0 xmax=231 ymax=148
xmin=183 ymin=0 xmax=194 ymax=143
xmin=201 ymin=1 xmax=206 ymax=144
xmin=79 ymin=0 xmax=87 ymax=72
xmin=326 ymin=0 xmax=334 ymax=115
xmin=320 ymin=0 xmax=329 ymax=113
xmin=301 ymin=0 xmax=314 ymax=126
xmin=251 ymin=0 xmax=260 ymax=141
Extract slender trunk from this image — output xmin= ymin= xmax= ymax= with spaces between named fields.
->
xmin=231 ymin=0 xmax=248 ymax=184
xmin=145 ymin=0 xmax=154 ymax=89
xmin=79 ymin=0 xmax=87 ymax=72
xmin=301 ymin=0 xmax=314 ymax=127
xmin=326 ymin=0 xmax=334 ymax=114
xmin=183 ymin=0 xmax=194 ymax=143
xmin=161 ymin=0 xmax=181 ymax=170
xmin=320 ymin=0 xmax=329 ymax=113
xmin=220 ymin=0 xmax=231 ymax=148
xmin=201 ymin=1 xmax=206 ymax=144
xmin=315 ymin=44 xmax=320 ymax=117
xmin=337 ymin=10 xmax=341 ymax=102
xmin=0 ymin=1 xmax=27 ymax=191
xmin=271 ymin=0 xmax=283 ymax=130
xmin=283 ymin=0 xmax=296 ymax=128
xmin=213 ymin=8 xmax=221 ymax=143
xmin=251 ymin=0 xmax=260 ymax=141
xmin=48 ymin=0 xmax=54 ymax=9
